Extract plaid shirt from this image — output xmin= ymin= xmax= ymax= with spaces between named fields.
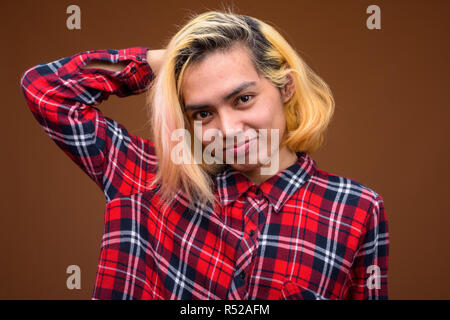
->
xmin=20 ymin=46 xmax=389 ymax=300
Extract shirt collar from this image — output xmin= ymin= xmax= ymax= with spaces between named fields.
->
xmin=214 ymin=151 xmax=317 ymax=213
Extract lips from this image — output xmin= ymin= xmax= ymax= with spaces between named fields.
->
xmin=223 ymin=137 xmax=257 ymax=155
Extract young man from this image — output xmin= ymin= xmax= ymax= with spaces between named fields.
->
xmin=20 ymin=11 xmax=389 ymax=300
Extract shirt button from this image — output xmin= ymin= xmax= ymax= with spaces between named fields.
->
xmin=130 ymin=66 xmax=137 ymax=74
xmin=249 ymin=230 xmax=255 ymax=237
xmin=136 ymin=56 xmax=142 ymax=61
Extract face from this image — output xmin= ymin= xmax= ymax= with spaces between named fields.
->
xmin=181 ymin=44 xmax=295 ymax=175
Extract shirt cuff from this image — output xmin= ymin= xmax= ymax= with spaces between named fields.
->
xmin=115 ymin=47 xmax=155 ymax=96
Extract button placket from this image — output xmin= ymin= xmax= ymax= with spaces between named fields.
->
xmin=231 ymin=201 xmax=258 ymax=293
xmin=243 ymin=199 xmax=259 ymax=242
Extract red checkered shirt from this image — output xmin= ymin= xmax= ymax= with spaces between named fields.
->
xmin=20 ymin=46 xmax=389 ymax=300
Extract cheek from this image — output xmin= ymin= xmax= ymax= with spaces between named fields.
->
xmin=192 ymin=125 xmax=202 ymax=141
xmin=194 ymin=125 xmax=221 ymax=147
xmin=259 ymin=101 xmax=287 ymax=146
xmin=274 ymin=110 xmax=287 ymax=134
xmin=190 ymin=120 xmax=208 ymax=142
xmin=254 ymin=97 xmax=286 ymax=131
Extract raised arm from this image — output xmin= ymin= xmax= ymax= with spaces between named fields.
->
xmin=20 ymin=47 xmax=163 ymax=202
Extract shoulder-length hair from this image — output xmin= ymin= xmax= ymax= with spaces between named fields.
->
xmin=146 ymin=10 xmax=335 ymax=208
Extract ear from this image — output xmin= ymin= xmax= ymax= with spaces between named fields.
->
xmin=281 ymin=72 xmax=295 ymax=103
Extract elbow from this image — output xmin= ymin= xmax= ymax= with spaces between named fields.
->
xmin=20 ymin=67 xmax=35 ymax=102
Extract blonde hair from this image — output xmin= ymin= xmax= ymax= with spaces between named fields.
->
xmin=146 ymin=10 xmax=335 ymax=208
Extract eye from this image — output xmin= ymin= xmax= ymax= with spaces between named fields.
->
xmin=192 ymin=110 xmax=212 ymax=120
xmin=236 ymin=94 xmax=253 ymax=105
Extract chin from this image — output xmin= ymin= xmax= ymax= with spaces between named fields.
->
xmin=229 ymin=162 xmax=261 ymax=173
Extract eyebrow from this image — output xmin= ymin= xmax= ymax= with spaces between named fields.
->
xmin=184 ymin=81 xmax=257 ymax=111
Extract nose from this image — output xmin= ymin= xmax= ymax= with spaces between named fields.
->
xmin=218 ymin=110 xmax=245 ymax=145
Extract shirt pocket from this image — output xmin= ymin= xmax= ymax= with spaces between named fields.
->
xmin=281 ymin=280 xmax=329 ymax=300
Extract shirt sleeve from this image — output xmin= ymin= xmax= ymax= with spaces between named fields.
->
xmin=20 ymin=47 xmax=157 ymax=202
xmin=346 ymin=194 xmax=390 ymax=299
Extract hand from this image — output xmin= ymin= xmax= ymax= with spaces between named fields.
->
xmin=146 ymin=49 xmax=166 ymax=75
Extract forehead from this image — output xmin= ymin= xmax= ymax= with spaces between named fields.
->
xmin=181 ymin=45 xmax=260 ymax=105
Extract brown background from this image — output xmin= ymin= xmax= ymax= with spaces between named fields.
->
xmin=1 ymin=0 xmax=449 ymax=299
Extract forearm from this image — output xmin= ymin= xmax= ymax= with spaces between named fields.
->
xmin=82 ymin=48 xmax=165 ymax=74
xmin=82 ymin=59 xmax=128 ymax=72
